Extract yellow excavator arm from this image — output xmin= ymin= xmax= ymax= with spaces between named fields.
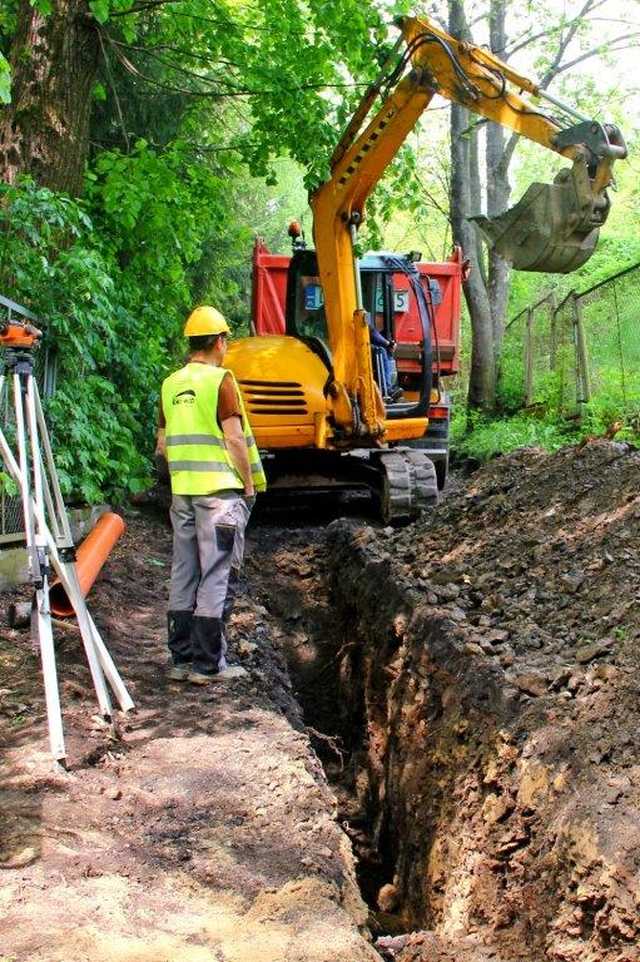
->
xmin=312 ymin=14 xmax=626 ymax=439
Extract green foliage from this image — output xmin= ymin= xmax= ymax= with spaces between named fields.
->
xmin=0 ymin=140 xmax=311 ymax=503
xmin=0 ymin=52 xmax=9 ymax=102
xmin=452 ymin=409 xmax=572 ymax=462
xmin=0 ymin=180 xmax=152 ymax=502
xmin=0 ymin=160 xmax=257 ymax=503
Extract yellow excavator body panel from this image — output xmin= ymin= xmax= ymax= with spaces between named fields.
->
xmin=224 ymin=336 xmax=331 ymax=449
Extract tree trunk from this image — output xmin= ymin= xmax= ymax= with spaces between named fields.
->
xmin=0 ymin=0 xmax=100 ymax=196
xmin=449 ymin=0 xmax=495 ymax=410
xmin=486 ymin=0 xmax=511 ymax=366
xmin=450 ymin=100 xmax=495 ymax=410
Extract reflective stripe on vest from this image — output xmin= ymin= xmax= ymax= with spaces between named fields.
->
xmin=161 ymin=362 xmax=266 ymax=496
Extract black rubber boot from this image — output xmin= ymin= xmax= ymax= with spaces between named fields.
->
xmin=167 ymin=610 xmax=194 ymax=665
xmin=222 ymin=566 xmax=242 ymax=626
xmin=191 ymin=616 xmax=224 ymax=676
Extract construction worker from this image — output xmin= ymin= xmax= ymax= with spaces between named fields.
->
xmin=156 ymin=305 xmax=266 ymax=684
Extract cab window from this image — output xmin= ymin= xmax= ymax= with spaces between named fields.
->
xmin=293 ymin=274 xmax=329 ymax=341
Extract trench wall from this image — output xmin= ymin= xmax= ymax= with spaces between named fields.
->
xmin=326 ymin=521 xmax=640 ymax=962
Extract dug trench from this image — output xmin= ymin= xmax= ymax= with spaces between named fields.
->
xmin=1 ymin=440 xmax=640 ymax=961
xmin=250 ymin=440 xmax=640 ymax=962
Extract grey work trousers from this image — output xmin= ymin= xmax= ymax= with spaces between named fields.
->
xmin=168 ymin=493 xmax=251 ymax=671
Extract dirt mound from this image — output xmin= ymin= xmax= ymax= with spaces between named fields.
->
xmin=323 ymin=441 xmax=640 ymax=962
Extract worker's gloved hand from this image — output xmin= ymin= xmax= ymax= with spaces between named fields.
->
xmin=387 ymin=339 xmax=397 ymax=357
xmin=243 ymin=494 xmax=257 ymax=510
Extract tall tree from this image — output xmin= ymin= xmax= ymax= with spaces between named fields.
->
xmin=0 ymin=0 xmax=388 ymax=195
xmin=0 ymin=0 xmax=101 ymax=195
xmin=446 ymin=0 xmax=640 ymax=411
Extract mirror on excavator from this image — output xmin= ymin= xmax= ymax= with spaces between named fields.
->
xmin=471 ymin=123 xmax=627 ymax=273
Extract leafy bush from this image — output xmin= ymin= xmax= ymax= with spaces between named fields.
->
xmin=0 ymin=157 xmax=254 ymax=503
xmin=0 ymin=179 xmax=155 ymax=501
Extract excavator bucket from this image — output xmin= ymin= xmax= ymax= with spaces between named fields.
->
xmin=471 ymin=159 xmax=610 ymax=274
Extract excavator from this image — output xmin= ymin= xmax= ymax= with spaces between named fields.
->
xmin=224 ymin=14 xmax=626 ymax=523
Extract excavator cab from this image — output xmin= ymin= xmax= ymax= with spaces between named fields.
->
xmin=284 ymin=248 xmax=433 ymax=418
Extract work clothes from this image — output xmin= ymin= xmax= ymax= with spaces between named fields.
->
xmin=161 ymin=362 xmax=266 ymax=496
xmin=161 ymin=359 xmax=265 ymax=675
xmin=368 ymin=319 xmax=399 ymax=399
xmin=158 ymin=373 xmax=241 ymax=430
xmin=168 ymin=493 xmax=251 ymax=674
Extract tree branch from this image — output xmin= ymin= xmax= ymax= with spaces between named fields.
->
xmin=98 ymin=29 xmax=130 ymax=152
xmin=414 ymin=172 xmax=449 ymax=219
xmin=498 ymin=131 xmax=519 ymax=179
xmin=539 ymin=0 xmax=608 ymax=88
xmin=107 ymin=0 xmax=176 ymax=16
xmin=109 ymin=40 xmax=369 ymax=99
xmin=109 ymin=38 xmax=242 ymax=70
xmin=506 ymin=1 xmax=608 ymax=57
xmin=550 ymin=34 xmax=640 ymax=80
xmin=508 ymin=27 xmax=562 ymax=59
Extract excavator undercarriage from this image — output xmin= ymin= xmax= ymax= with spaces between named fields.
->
xmin=260 ymin=446 xmax=438 ymax=525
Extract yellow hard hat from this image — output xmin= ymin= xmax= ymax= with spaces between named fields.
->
xmin=183 ymin=305 xmax=231 ymax=337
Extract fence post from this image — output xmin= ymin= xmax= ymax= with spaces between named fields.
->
xmin=549 ymin=293 xmax=557 ymax=371
xmin=573 ymin=294 xmax=592 ymax=408
xmin=524 ymin=306 xmax=534 ymax=405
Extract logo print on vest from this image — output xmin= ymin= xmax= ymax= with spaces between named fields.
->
xmin=173 ymin=389 xmax=196 ymax=406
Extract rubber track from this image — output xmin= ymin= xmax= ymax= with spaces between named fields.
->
xmin=379 ymin=450 xmax=438 ymax=524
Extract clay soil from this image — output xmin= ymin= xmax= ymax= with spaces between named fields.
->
xmin=2 ymin=440 xmax=640 ymax=962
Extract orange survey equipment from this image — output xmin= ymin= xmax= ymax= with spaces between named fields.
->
xmin=50 ymin=512 xmax=126 ymax=617
xmin=0 ymin=321 xmax=42 ymax=349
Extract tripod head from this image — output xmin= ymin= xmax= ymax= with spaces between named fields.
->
xmin=0 ymin=320 xmax=42 ymax=374
xmin=0 ymin=319 xmax=42 ymax=350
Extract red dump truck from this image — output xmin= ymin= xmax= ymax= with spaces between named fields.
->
xmin=249 ymin=238 xmax=464 ymax=487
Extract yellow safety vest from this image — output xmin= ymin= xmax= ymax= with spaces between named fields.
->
xmin=161 ymin=362 xmax=267 ymax=496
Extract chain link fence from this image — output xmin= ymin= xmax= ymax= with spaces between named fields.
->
xmin=0 ymin=294 xmax=57 ymax=543
xmin=502 ymin=262 xmax=640 ymax=422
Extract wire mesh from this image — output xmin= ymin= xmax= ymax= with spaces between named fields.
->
xmin=502 ymin=293 xmax=559 ymax=410
xmin=0 ymin=296 xmax=57 ymax=543
xmin=577 ymin=264 xmax=640 ymax=419
xmin=503 ymin=262 xmax=640 ymax=423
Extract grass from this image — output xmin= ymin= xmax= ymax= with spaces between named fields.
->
xmin=451 ymin=409 xmax=573 ymax=462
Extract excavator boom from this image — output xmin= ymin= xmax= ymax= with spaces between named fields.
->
xmin=400 ymin=16 xmax=626 ymax=272
xmin=311 ymin=14 xmax=626 ymax=438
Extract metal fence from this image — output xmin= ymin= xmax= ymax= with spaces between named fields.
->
xmin=502 ymin=262 xmax=640 ymax=420
xmin=0 ymin=294 xmax=57 ymax=543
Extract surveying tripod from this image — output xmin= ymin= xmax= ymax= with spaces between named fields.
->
xmin=0 ymin=317 xmax=134 ymax=766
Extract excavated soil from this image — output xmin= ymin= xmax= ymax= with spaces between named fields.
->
xmin=269 ymin=440 xmax=640 ymax=962
xmin=2 ymin=439 xmax=640 ymax=961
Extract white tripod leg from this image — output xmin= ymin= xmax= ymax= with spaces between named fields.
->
xmin=46 ymin=533 xmax=133 ymax=714
xmin=0 ymin=369 xmax=135 ymax=743
xmin=0 ymin=426 xmax=135 ymax=718
xmin=34 ymin=580 xmax=66 ymax=761
xmin=11 ymin=372 xmax=67 ymax=763
xmin=25 ymin=376 xmax=114 ymax=721
xmin=86 ymin=612 xmax=135 ymax=712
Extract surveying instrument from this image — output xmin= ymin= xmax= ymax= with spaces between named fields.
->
xmin=0 ymin=303 xmax=134 ymax=766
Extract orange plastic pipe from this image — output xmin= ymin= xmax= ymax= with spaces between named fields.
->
xmin=50 ymin=512 xmax=126 ymax=618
